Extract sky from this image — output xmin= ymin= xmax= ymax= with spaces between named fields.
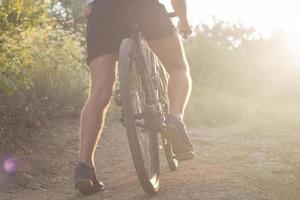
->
xmin=161 ymin=0 xmax=300 ymax=35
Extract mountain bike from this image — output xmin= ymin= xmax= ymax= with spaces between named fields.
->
xmin=114 ymin=13 xmax=180 ymax=195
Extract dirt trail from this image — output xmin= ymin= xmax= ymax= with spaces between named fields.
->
xmin=1 ymin=118 xmax=300 ymax=200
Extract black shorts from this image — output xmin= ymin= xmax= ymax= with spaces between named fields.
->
xmin=86 ymin=0 xmax=176 ymax=63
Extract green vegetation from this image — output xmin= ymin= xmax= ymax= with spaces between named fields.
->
xmin=0 ymin=0 xmax=45 ymax=93
xmin=0 ymin=0 xmax=88 ymax=151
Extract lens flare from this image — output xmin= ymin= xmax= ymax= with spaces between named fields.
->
xmin=3 ymin=158 xmax=18 ymax=174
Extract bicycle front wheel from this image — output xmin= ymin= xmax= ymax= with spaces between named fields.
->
xmin=118 ymin=39 xmax=160 ymax=195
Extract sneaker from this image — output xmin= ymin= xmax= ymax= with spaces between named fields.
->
xmin=74 ymin=162 xmax=104 ymax=195
xmin=165 ymin=115 xmax=195 ymax=160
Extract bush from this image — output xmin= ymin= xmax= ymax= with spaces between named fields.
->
xmin=0 ymin=0 xmax=46 ymax=94
xmin=0 ymin=24 xmax=88 ymax=151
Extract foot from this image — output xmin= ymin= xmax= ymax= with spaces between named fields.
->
xmin=165 ymin=115 xmax=195 ymax=160
xmin=74 ymin=162 xmax=104 ymax=195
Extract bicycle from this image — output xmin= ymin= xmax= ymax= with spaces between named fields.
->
xmin=114 ymin=13 xmax=182 ymax=195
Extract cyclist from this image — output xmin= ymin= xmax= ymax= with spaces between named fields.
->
xmin=75 ymin=0 xmax=194 ymax=194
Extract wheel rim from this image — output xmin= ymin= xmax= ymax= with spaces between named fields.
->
xmin=130 ymin=62 xmax=159 ymax=184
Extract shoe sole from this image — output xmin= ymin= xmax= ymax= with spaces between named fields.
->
xmin=75 ymin=179 xmax=94 ymax=195
xmin=165 ymin=126 xmax=193 ymax=155
xmin=174 ymin=152 xmax=195 ymax=161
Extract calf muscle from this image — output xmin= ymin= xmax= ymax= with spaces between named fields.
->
xmin=79 ymin=54 xmax=117 ymax=167
xmin=148 ymin=34 xmax=192 ymax=119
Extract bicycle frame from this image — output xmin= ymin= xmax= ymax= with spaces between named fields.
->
xmin=128 ymin=11 xmax=177 ymax=109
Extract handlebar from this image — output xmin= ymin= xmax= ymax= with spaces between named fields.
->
xmin=168 ymin=12 xmax=191 ymax=39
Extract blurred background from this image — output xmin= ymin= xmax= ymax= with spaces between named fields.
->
xmin=1 ymin=0 xmax=300 ymax=159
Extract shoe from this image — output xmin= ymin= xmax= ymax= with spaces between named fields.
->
xmin=74 ymin=162 xmax=104 ymax=195
xmin=165 ymin=115 xmax=195 ymax=160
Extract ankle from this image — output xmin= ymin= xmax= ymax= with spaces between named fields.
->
xmin=168 ymin=113 xmax=183 ymax=121
xmin=78 ymin=160 xmax=95 ymax=169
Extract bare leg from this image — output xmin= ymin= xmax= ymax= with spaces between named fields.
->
xmin=148 ymin=34 xmax=192 ymax=120
xmin=79 ymin=54 xmax=117 ymax=168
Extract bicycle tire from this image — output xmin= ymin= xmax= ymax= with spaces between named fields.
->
xmin=163 ymin=139 xmax=179 ymax=171
xmin=118 ymin=39 xmax=160 ymax=196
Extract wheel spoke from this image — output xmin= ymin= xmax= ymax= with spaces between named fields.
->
xmin=131 ymin=71 xmax=157 ymax=179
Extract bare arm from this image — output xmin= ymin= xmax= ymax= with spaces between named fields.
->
xmin=84 ymin=0 xmax=94 ymax=17
xmin=170 ymin=0 xmax=192 ymax=37
xmin=171 ymin=0 xmax=188 ymax=22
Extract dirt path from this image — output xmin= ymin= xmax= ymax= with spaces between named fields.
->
xmin=1 ymin=118 xmax=300 ymax=200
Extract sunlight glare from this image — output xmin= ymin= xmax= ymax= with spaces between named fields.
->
xmin=286 ymin=32 xmax=300 ymax=65
xmin=162 ymin=0 xmax=300 ymax=36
